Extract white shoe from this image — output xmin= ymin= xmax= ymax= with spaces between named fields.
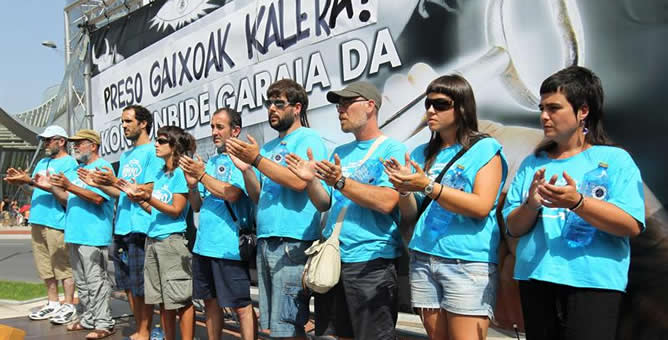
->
xmin=28 ymin=303 xmax=60 ymax=320
xmin=49 ymin=304 xmax=77 ymax=325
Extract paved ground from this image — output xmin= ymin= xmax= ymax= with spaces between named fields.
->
xmin=0 ymin=226 xmax=521 ymax=339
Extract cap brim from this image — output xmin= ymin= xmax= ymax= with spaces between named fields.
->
xmin=326 ymin=89 xmax=361 ymax=104
xmin=68 ymin=136 xmax=87 ymax=141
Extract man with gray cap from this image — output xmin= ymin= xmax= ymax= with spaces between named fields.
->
xmin=49 ymin=129 xmax=116 ymax=337
xmin=3 ymin=125 xmax=78 ymax=324
xmin=286 ymin=81 xmax=406 ymax=338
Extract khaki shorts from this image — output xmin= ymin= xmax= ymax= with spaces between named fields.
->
xmin=31 ymin=224 xmax=72 ymax=280
xmin=144 ymin=234 xmax=192 ymax=310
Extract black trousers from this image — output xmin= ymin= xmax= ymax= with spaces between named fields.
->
xmin=519 ymin=280 xmax=623 ymax=340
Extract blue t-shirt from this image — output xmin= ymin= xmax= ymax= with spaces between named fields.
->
xmin=115 ymin=143 xmax=164 ymax=235
xmin=502 ymin=145 xmax=645 ymax=292
xmin=408 ymin=138 xmax=508 ymax=264
xmin=64 ymin=158 xmax=115 ymax=246
xmin=147 ymin=167 xmax=190 ymax=240
xmin=322 ymin=137 xmax=407 ymax=263
xmin=193 ymin=153 xmax=253 ymax=260
xmin=256 ymin=127 xmax=328 ymax=241
xmin=29 ymin=155 xmax=78 ymax=230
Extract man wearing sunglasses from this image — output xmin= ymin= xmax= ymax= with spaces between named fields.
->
xmin=226 ymin=79 xmax=328 ymax=339
xmin=46 ymin=129 xmax=116 ymax=338
xmin=85 ymin=105 xmax=164 ymax=340
xmin=3 ymin=125 xmax=79 ymax=324
xmin=285 ymin=81 xmax=406 ymax=339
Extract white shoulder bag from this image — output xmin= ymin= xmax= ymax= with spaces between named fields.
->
xmin=302 ymin=136 xmax=387 ymax=294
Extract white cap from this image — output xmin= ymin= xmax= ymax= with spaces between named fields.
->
xmin=38 ymin=125 xmax=68 ymax=139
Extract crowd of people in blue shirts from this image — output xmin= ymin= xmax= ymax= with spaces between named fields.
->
xmin=2 ymin=65 xmax=645 ymax=340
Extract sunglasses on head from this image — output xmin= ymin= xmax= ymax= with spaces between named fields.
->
xmin=424 ymin=98 xmax=454 ymax=111
xmin=264 ymin=99 xmax=294 ymax=110
xmin=156 ymin=137 xmax=170 ymax=145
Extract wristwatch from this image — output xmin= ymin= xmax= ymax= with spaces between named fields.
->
xmin=423 ymin=180 xmax=435 ymax=196
xmin=334 ymin=176 xmax=347 ymax=190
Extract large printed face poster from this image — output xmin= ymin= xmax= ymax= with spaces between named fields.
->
xmin=91 ymin=0 xmax=668 ymax=337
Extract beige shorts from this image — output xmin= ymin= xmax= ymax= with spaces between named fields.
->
xmin=31 ymin=224 xmax=72 ymax=280
xmin=144 ymin=234 xmax=192 ymax=310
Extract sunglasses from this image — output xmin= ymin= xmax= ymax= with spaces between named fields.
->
xmin=42 ymin=137 xmax=63 ymax=143
xmin=336 ymin=99 xmax=368 ymax=112
xmin=424 ymin=98 xmax=454 ymax=111
xmin=156 ymin=137 xmax=170 ymax=145
xmin=264 ymin=99 xmax=294 ymax=109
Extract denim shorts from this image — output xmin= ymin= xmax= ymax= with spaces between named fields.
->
xmin=410 ymin=251 xmax=498 ymax=320
xmin=256 ymin=237 xmax=311 ymax=338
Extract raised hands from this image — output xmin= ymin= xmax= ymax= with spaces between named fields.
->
xmin=115 ymin=178 xmax=150 ymax=202
xmin=4 ymin=167 xmax=31 ymax=185
xmin=314 ymin=154 xmax=343 ymax=186
xmin=537 ymin=170 xmax=580 ymax=209
xmin=91 ymin=166 xmax=117 ymax=187
xmin=179 ymin=155 xmax=205 ymax=188
xmin=226 ymin=135 xmax=260 ymax=165
xmin=49 ymin=173 xmax=72 ymax=190
xmin=384 ymin=152 xmax=430 ymax=192
xmin=33 ymin=172 xmax=53 ymax=190
xmin=77 ymin=168 xmax=99 ymax=188
xmin=285 ymin=148 xmax=318 ymax=182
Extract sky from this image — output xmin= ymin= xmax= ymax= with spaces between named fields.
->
xmin=0 ymin=1 xmax=67 ymax=114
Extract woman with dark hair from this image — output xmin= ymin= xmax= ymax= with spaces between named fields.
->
xmin=502 ymin=66 xmax=645 ymax=340
xmin=385 ymin=74 xmax=508 ymax=339
xmin=118 ymin=125 xmax=196 ymax=340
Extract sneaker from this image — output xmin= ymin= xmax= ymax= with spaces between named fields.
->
xmin=28 ymin=303 xmax=60 ymax=320
xmin=49 ymin=304 xmax=77 ymax=325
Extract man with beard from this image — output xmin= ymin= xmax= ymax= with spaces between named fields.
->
xmin=226 ymin=79 xmax=328 ymax=339
xmin=48 ymin=129 xmax=116 ymax=338
xmin=85 ymin=105 xmax=163 ymax=340
xmin=179 ymin=108 xmax=257 ymax=340
xmin=285 ymin=82 xmax=406 ymax=339
xmin=3 ymin=125 xmax=78 ymax=324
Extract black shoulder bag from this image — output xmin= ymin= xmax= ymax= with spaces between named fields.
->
xmin=225 ymin=201 xmax=256 ymax=262
xmin=417 ymin=137 xmax=487 ymax=217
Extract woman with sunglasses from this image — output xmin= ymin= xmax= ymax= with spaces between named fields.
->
xmin=118 ymin=126 xmax=196 ymax=340
xmin=502 ymin=66 xmax=645 ymax=340
xmin=385 ymin=75 xmax=508 ymax=339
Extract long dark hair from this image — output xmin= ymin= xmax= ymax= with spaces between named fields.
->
xmin=423 ymin=74 xmax=487 ymax=172
xmin=156 ymin=126 xmax=196 ymax=172
xmin=535 ymin=66 xmax=613 ymax=154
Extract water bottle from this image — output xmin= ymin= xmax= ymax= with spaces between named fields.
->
xmin=350 ymin=157 xmax=384 ymax=184
xmin=563 ymin=162 xmax=610 ymax=248
xmin=118 ymin=248 xmax=128 ymax=266
xmin=150 ymin=324 xmax=164 ymax=340
xmin=263 ymin=142 xmax=289 ymax=202
xmin=423 ymin=165 xmax=467 ymax=241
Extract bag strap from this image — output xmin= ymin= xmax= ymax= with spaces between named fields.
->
xmin=224 ymin=201 xmax=238 ymax=222
xmin=416 ymin=136 xmax=487 ymax=217
xmin=329 ymin=135 xmax=388 ymax=240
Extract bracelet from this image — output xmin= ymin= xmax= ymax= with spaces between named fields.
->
xmin=433 ymin=183 xmax=444 ymax=201
xmin=252 ymin=154 xmax=263 ymax=168
xmin=569 ymin=193 xmax=585 ymax=211
xmin=197 ymin=172 xmax=206 ymax=181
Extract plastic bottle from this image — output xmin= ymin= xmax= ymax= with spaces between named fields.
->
xmin=263 ymin=142 xmax=289 ymax=202
xmin=423 ymin=165 xmax=467 ymax=241
xmin=150 ymin=324 xmax=164 ymax=340
xmin=118 ymin=248 xmax=128 ymax=266
xmin=563 ymin=162 xmax=610 ymax=248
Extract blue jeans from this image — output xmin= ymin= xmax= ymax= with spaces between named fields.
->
xmin=257 ymin=237 xmax=311 ymax=338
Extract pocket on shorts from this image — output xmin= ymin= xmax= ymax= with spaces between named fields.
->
xmin=164 ymin=274 xmax=193 ymax=306
xmin=459 ymin=261 xmax=497 ymax=284
xmin=283 ymin=241 xmax=308 ymax=265
xmin=280 ymin=284 xmax=309 ymax=326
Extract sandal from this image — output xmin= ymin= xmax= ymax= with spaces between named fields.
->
xmin=66 ymin=321 xmax=89 ymax=331
xmin=85 ymin=329 xmax=116 ymax=339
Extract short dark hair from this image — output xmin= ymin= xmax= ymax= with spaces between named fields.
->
xmin=267 ymin=79 xmax=310 ymax=127
xmin=124 ymin=105 xmax=153 ymax=134
xmin=213 ymin=107 xmax=242 ymax=129
xmin=537 ymin=66 xmax=612 ymax=154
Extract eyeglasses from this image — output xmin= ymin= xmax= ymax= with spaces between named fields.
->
xmin=156 ymin=137 xmax=170 ymax=145
xmin=42 ymin=137 xmax=63 ymax=144
xmin=72 ymin=140 xmax=92 ymax=148
xmin=264 ymin=99 xmax=294 ymax=110
xmin=424 ymin=98 xmax=454 ymax=111
xmin=336 ymin=99 xmax=368 ymax=112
